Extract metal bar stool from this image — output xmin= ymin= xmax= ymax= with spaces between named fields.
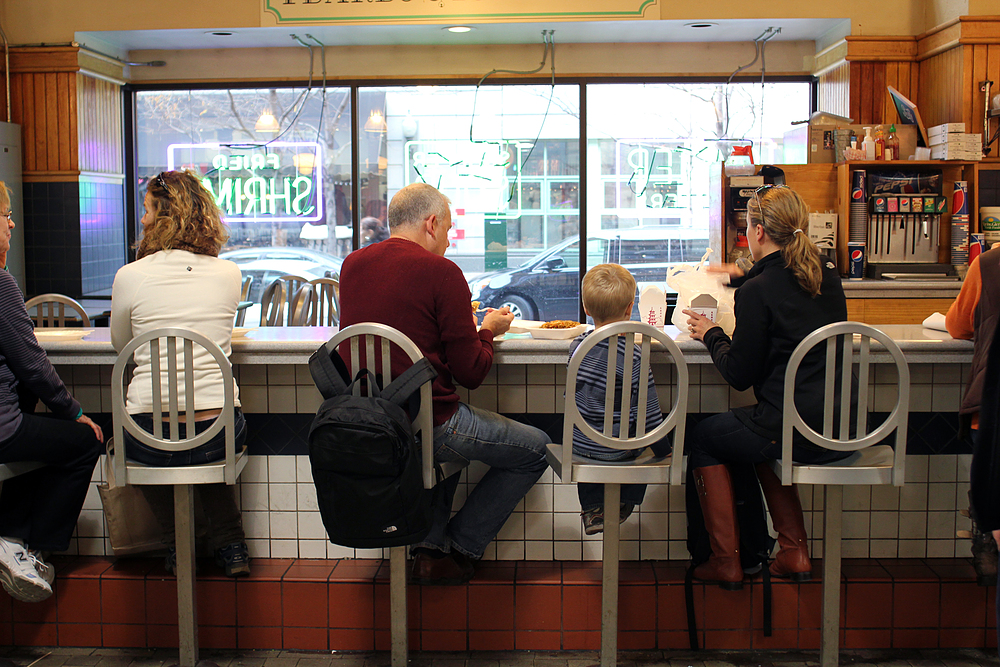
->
xmin=773 ymin=322 xmax=909 ymax=667
xmin=546 ymin=321 xmax=688 ymax=667
xmin=24 ymin=293 xmax=91 ymax=327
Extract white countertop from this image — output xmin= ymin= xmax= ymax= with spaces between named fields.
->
xmin=35 ymin=324 xmax=972 ymax=366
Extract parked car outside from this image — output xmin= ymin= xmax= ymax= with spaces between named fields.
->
xmin=468 ymin=229 xmax=710 ymax=322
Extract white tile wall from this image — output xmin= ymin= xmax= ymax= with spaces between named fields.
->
xmin=52 ymin=360 xmax=974 ymax=561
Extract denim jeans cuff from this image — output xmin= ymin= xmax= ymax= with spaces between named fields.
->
xmin=449 ymin=541 xmax=480 ymax=560
xmin=410 ymin=540 xmax=450 ymax=556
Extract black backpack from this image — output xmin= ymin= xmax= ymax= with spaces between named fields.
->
xmin=307 ymin=342 xmax=438 ymax=548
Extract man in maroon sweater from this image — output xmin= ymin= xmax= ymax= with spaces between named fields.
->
xmin=339 ymin=183 xmax=550 ymax=584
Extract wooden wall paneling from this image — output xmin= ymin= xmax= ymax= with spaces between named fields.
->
xmin=45 ymin=74 xmax=59 ymax=172
xmin=963 ymin=45 xmax=975 ymax=131
xmin=859 ymin=63 xmax=874 ymax=124
xmin=32 ymin=74 xmax=46 ymax=172
xmin=818 ymin=62 xmax=850 ymax=118
xmin=68 ymin=75 xmax=78 ymax=173
xmin=884 ymin=61 xmax=899 ymax=124
xmin=971 ymin=45 xmax=989 ymax=137
xmin=846 ymin=299 xmax=865 ymax=322
xmin=12 ymin=75 xmax=29 ymax=170
xmin=57 ymin=73 xmax=71 ymax=172
xmin=872 ymin=62 xmax=886 ymax=123
xmin=850 ymin=62 xmax=862 ymax=124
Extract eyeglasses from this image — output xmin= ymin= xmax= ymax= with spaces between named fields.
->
xmin=1 ymin=210 xmax=11 ymax=221
xmin=752 ymin=184 xmax=789 ymax=218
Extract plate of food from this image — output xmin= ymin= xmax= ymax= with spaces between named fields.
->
xmin=527 ymin=320 xmax=588 ymax=340
xmin=507 ymin=320 xmax=546 ymax=334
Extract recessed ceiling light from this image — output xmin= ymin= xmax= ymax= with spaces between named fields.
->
xmin=205 ymin=30 xmax=235 ymax=37
xmin=684 ymin=22 xmax=718 ymax=29
xmin=445 ymin=26 xmax=474 ymax=33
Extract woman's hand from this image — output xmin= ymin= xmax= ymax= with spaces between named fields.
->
xmin=77 ymin=414 xmax=104 ymax=443
xmin=682 ymin=309 xmax=717 ymax=342
xmin=706 ymin=263 xmax=745 ymax=283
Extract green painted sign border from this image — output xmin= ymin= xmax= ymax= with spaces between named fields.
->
xmin=264 ymin=0 xmax=657 ymax=24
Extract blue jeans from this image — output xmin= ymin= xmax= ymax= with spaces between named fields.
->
xmin=413 ymin=403 xmax=550 ymax=559
xmin=576 ymin=434 xmax=672 ymax=511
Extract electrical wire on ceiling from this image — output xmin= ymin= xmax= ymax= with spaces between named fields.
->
xmin=306 ymin=34 xmax=328 ymax=143
xmin=466 ymin=30 xmax=557 ymax=202
xmin=721 ymin=26 xmax=781 ymax=141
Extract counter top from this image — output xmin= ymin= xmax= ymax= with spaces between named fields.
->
xmin=840 ymin=279 xmax=961 ymax=299
xmin=37 ymin=324 xmax=972 ymax=366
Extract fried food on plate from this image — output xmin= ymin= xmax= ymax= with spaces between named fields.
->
xmin=541 ymin=320 xmax=581 ymax=329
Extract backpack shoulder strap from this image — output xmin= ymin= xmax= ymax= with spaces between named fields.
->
xmin=309 ymin=342 xmax=351 ymax=400
xmin=381 ymin=358 xmax=437 ymax=408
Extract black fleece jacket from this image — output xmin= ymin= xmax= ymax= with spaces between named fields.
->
xmin=701 ymin=250 xmax=847 ymax=441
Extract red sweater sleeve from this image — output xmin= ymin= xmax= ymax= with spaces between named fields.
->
xmin=946 ymin=258 xmax=981 ymax=340
xmin=435 ymin=260 xmax=495 ymax=389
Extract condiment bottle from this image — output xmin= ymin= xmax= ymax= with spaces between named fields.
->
xmin=886 ymin=125 xmax=900 ymax=161
xmin=861 ymin=127 xmax=876 ymax=160
xmin=874 ymin=125 xmax=885 ymax=160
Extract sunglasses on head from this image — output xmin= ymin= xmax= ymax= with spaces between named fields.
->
xmin=155 ymin=172 xmax=170 ymax=195
xmin=752 ymin=184 xmax=790 ymax=218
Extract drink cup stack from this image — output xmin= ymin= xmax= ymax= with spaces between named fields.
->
xmin=849 ymin=170 xmax=867 ymax=243
xmin=952 ymin=181 xmax=970 ymax=277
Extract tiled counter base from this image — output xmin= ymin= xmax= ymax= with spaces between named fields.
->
xmin=3 ymin=557 xmax=993 ymax=652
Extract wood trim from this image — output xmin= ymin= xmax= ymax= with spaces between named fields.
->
xmin=3 ymin=47 xmax=81 ymax=74
xmin=845 ymin=36 xmax=917 ymax=62
xmin=814 ymin=40 xmax=848 ymax=76
xmin=916 ymin=22 xmax=962 ymax=61
xmin=23 ymin=171 xmax=81 ymax=183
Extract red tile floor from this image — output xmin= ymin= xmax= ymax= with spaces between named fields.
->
xmin=2 ymin=557 xmax=995 ymax=653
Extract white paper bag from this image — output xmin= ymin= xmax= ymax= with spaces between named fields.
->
xmin=666 ymin=249 xmax=736 ymax=335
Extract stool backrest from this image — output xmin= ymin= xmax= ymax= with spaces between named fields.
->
xmin=111 ymin=327 xmax=237 ymax=485
xmin=781 ymin=321 xmax=909 ymax=486
xmin=259 ymin=279 xmax=286 ymax=326
xmin=288 ymin=284 xmax=315 ymax=326
xmin=25 ymin=293 xmax=91 ymax=327
xmin=559 ymin=321 xmax=687 ymax=486
xmin=308 ymin=277 xmax=340 ymax=326
xmin=321 ymin=323 xmax=436 ymax=489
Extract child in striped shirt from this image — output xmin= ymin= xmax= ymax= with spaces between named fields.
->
xmin=570 ymin=264 xmax=669 ymax=535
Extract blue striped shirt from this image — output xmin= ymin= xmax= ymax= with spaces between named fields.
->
xmin=568 ymin=330 xmax=663 ymax=460
xmin=0 ymin=270 xmax=81 ymax=442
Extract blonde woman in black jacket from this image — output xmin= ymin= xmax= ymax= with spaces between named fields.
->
xmin=684 ymin=185 xmax=849 ymax=590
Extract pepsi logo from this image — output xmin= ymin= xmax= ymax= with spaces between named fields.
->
xmin=852 ymin=189 xmax=864 ymax=200
xmin=850 ymin=250 xmax=863 ymax=261
xmin=953 ymin=190 xmax=966 ymax=213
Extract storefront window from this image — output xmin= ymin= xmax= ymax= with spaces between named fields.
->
xmin=586 ymin=81 xmax=811 ymax=300
xmin=135 ymin=87 xmax=353 ymax=301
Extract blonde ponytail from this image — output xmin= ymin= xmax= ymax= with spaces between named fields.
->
xmin=747 ymin=186 xmax=824 ymax=297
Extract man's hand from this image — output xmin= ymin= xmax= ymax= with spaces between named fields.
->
xmin=480 ymin=306 xmax=513 ymax=337
xmin=77 ymin=414 xmax=104 ymax=443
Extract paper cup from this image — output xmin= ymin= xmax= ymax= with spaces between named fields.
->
xmin=981 ymin=207 xmax=1000 ymax=245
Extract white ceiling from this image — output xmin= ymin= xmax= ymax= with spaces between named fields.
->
xmin=78 ymin=17 xmax=848 ymax=55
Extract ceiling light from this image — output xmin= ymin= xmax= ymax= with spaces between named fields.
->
xmin=684 ymin=22 xmax=718 ymax=29
xmin=364 ymin=109 xmax=387 ymax=133
xmin=255 ymin=110 xmax=280 ymax=133
xmin=445 ymin=26 xmax=473 ymax=33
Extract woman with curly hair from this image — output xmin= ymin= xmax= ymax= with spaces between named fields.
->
xmin=111 ymin=170 xmax=250 ymax=577
xmin=683 ymin=185 xmax=850 ymax=590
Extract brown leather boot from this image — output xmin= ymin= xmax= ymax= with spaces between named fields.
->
xmin=692 ymin=465 xmax=744 ymax=590
xmin=755 ymin=462 xmax=812 ymax=581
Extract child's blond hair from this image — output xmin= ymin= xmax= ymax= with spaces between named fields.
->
xmin=582 ymin=264 xmax=636 ymax=323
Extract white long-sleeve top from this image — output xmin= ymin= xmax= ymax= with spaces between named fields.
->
xmin=111 ymin=249 xmax=241 ymax=414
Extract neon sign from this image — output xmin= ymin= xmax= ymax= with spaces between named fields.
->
xmin=404 ymin=139 xmax=527 ymax=218
xmin=167 ymin=142 xmax=324 ymax=223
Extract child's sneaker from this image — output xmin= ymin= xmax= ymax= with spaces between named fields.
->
xmin=28 ymin=550 xmax=55 ymax=586
xmin=619 ymin=502 xmax=635 ymax=524
xmin=215 ymin=542 xmax=251 ymax=577
xmin=582 ymin=508 xmax=605 ymax=535
xmin=0 ymin=537 xmax=52 ymax=602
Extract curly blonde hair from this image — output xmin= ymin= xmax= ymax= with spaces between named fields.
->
xmin=136 ymin=170 xmax=228 ymax=259
xmin=747 ymin=186 xmax=823 ymax=297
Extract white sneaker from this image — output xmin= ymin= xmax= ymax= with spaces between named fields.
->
xmin=28 ymin=550 xmax=55 ymax=586
xmin=0 ymin=537 xmax=52 ymax=602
